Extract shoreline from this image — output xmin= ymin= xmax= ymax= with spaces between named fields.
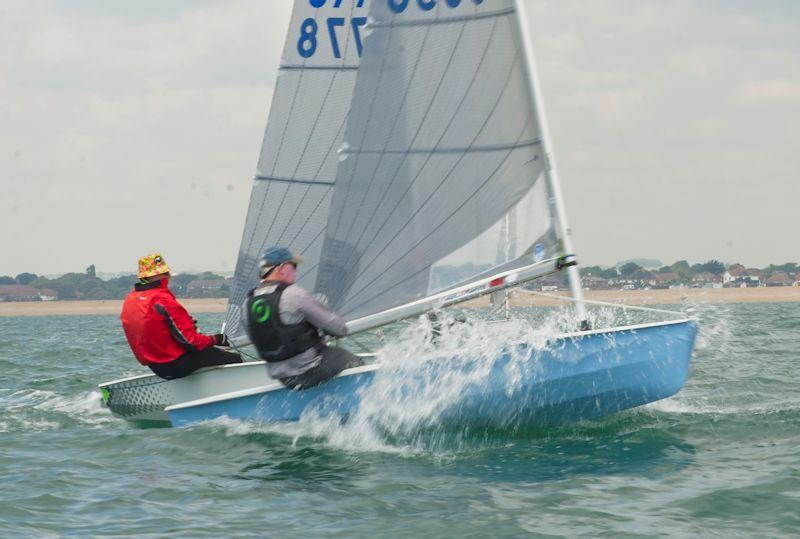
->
xmin=0 ymin=287 xmax=798 ymax=317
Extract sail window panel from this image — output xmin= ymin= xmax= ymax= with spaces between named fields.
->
xmin=325 ymin=142 xmax=539 ymax=315
xmin=334 ymin=147 xmax=544 ymax=319
xmin=345 ymin=148 xmax=532 ymax=287
xmin=428 ymin=174 xmax=559 ymax=294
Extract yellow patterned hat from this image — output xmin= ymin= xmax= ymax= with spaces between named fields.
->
xmin=138 ymin=253 xmax=171 ymax=279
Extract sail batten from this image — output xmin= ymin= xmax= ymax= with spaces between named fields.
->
xmin=279 ymin=65 xmax=361 ymax=71
xmin=340 ymin=138 xmax=542 ymax=155
xmin=254 ymin=175 xmax=336 ymax=186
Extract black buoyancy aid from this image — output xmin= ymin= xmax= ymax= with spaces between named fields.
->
xmin=245 ymin=283 xmax=322 ymax=363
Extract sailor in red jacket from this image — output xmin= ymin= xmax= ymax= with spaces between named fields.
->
xmin=121 ymin=253 xmax=242 ymax=379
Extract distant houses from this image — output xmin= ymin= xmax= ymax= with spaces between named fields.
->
xmin=653 ymin=272 xmax=679 ymax=289
xmin=576 ymin=264 xmax=799 ymax=291
xmin=691 ymin=272 xmax=723 ymax=288
xmin=581 ymin=275 xmax=610 ymax=290
xmin=186 ymin=278 xmax=232 ymax=293
xmin=765 ymin=272 xmax=793 ymax=287
xmin=536 ymin=276 xmax=564 ymax=292
xmin=0 ymin=285 xmax=58 ymax=301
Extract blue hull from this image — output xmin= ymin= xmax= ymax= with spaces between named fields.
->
xmin=168 ymin=320 xmax=698 ymax=428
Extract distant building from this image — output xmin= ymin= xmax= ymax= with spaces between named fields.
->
xmin=653 ymin=272 xmax=679 ymax=289
xmin=537 ymin=276 xmax=564 ymax=292
xmin=723 ymin=267 xmax=747 ymax=284
xmin=724 ymin=276 xmax=761 ymax=288
xmin=38 ymin=289 xmax=58 ymax=301
xmin=581 ymin=276 xmax=610 ymax=290
xmin=692 ymin=272 xmax=723 ymax=288
xmin=0 ymin=285 xmax=59 ymax=301
xmin=765 ymin=272 xmax=793 ymax=287
xmin=618 ymin=269 xmax=655 ymax=289
xmin=186 ymin=279 xmax=232 ymax=292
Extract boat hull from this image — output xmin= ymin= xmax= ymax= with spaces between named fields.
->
xmin=99 ymin=362 xmax=275 ymax=423
xmin=166 ymin=320 xmax=698 ymax=428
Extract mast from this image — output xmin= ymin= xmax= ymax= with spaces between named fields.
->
xmin=513 ymin=0 xmax=589 ymax=330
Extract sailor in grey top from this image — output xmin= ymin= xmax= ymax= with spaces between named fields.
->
xmin=250 ymin=282 xmax=347 ymax=379
xmin=244 ymin=245 xmax=363 ymax=390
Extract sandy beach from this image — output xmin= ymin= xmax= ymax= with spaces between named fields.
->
xmin=0 ymin=287 xmax=798 ymax=317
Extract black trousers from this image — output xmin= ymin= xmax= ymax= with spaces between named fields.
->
xmin=149 ymin=347 xmax=243 ymax=380
xmin=279 ymin=346 xmax=363 ymax=390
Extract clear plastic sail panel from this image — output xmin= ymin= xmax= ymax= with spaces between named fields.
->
xmin=226 ymin=0 xmax=564 ymax=339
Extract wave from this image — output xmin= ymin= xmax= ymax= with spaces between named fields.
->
xmin=643 ymin=395 xmax=800 ymax=416
xmin=0 ymin=389 xmax=121 ymax=433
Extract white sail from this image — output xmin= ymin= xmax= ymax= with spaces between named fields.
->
xmin=227 ymin=0 xmax=574 ymax=339
xmin=314 ymin=0 xmax=563 ymax=321
xmin=226 ymin=0 xmax=369 ymax=340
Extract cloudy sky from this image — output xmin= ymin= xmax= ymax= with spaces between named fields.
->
xmin=1 ymin=0 xmax=798 ymax=277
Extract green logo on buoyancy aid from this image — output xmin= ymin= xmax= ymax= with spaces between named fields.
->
xmin=250 ymin=298 xmax=271 ymax=323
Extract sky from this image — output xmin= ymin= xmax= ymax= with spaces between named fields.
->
xmin=1 ymin=0 xmax=798 ymax=277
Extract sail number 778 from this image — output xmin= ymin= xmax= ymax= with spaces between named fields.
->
xmin=298 ymin=16 xmax=367 ymax=58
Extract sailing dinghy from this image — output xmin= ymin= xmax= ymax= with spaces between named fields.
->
xmin=100 ymin=0 xmax=697 ymax=427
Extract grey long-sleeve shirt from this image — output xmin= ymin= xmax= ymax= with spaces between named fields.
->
xmin=249 ymin=283 xmax=347 ymax=378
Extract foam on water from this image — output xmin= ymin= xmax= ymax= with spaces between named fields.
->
xmin=187 ymin=303 xmax=708 ymax=454
xmin=687 ymin=301 xmax=734 ymax=353
xmin=216 ymin=306 xmax=676 ymax=454
xmin=0 ymin=388 xmax=118 ymax=431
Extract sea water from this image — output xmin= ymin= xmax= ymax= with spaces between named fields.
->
xmin=0 ymin=302 xmax=798 ymax=537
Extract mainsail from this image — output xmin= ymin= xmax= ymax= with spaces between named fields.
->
xmin=226 ymin=0 xmax=368 ymax=338
xmin=227 ymin=0 xmax=573 ymax=340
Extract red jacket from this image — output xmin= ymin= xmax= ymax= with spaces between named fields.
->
xmin=121 ymin=279 xmax=216 ymax=365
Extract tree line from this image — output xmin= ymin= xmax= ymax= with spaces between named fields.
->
xmin=0 ymin=265 xmax=230 ymax=300
xmin=2 ymin=259 xmax=798 ymax=301
xmin=579 ymin=260 xmax=798 ymax=281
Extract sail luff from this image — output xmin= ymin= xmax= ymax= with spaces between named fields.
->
xmin=512 ymin=0 xmax=588 ymax=325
